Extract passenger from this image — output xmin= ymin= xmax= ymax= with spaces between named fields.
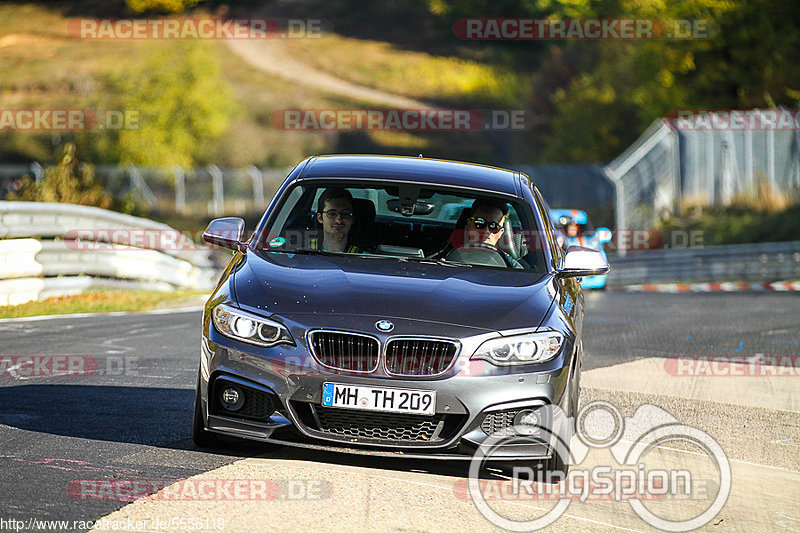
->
xmin=310 ymin=187 xmax=360 ymax=253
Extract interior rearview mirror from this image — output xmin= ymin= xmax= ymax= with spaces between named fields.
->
xmin=386 ymin=199 xmax=436 ymax=216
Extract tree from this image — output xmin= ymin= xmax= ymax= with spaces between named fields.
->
xmin=541 ymin=0 xmax=799 ymax=162
xmin=6 ymin=142 xmax=113 ymax=209
xmin=125 ymin=0 xmax=199 ymax=13
xmin=109 ymin=40 xmax=238 ymax=167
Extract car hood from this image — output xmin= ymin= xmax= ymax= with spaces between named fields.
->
xmin=233 ymin=251 xmax=556 ymax=332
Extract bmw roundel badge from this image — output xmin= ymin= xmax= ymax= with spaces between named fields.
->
xmin=375 ymin=320 xmax=394 ymax=332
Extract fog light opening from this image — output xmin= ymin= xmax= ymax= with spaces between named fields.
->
xmin=513 ymin=409 xmax=542 ymax=436
xmin=220 ymin=385 xmax=244 ymax=412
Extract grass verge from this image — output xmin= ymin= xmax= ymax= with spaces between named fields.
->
xmin=283 ymin=33 xmax=527 ymax=107
xmin=0 ymin=3 xmax=510 ymax=168
xmin=0 ymin=289 xmax=207 ymax=319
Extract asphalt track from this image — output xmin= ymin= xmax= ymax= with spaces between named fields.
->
xmin=0 ymin=292 xmax=798 ymax=532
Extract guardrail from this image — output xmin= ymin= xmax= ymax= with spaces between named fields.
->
xmin=0 ymin=201 xmax=225 ymax=306
xmin=606 ymin=241 xmax=800 ymax=287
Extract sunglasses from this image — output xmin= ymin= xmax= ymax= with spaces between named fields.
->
xmin=468 ymin=217 xmax=503 ymax=233
xmin=322 ymin=210 xmax=354 ymax=220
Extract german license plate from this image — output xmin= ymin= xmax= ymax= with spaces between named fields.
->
xmin=321 ymin=383 xmax=436 ymax=415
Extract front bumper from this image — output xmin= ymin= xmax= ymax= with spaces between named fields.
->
xmin=198 ymin=314 xmax=577 ymax=461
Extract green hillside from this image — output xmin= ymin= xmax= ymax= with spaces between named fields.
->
xmin=1 ymin=0 xmax=797 ymax=169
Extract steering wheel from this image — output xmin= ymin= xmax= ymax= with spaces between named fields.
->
xmin=447 ymin=242 xmax=524 ymax=269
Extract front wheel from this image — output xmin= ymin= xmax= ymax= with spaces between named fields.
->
xmin=504 ymin=452 xmax=568 ymax=484
xmin=541 ymin=448 xmax=569 ymax=480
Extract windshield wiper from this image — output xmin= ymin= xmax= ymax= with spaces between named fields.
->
xmin=398 ymin=256 xmax=472 ymax=267
xmin=266 ymin=248 xmax=472 ymax=267
xmin=268 ymin=248 xmax=335 ymax=256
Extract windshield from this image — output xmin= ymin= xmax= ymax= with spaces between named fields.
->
xmin=255 ymin=181 xmax=548 ymax=272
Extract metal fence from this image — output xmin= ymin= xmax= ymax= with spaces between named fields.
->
xmin=605 ymin=109 xmax=800 ymax=254
xmin=605 ymin=241 xmax=800 ymax=286
xmin=4 ymin=111 xmax=799 ymax=232
xmin=0 ymin=164 xmax=292 ymax=216
xmin=517 ymin=165 xmax=615 ymax=228
xmin=2 ymin=162 xmax=620 ymax=224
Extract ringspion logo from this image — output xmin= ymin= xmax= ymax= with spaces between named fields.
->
xmin=468 ymin=401 xmax=731 ymax=531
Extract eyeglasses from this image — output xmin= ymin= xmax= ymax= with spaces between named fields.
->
xmin=322 ymin=209 xmax=354 ymax=220
xmin=468 ymin=217 xmax=503 ymax=233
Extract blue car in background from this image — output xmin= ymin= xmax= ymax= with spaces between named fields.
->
xmin=550 ymin=209 xmax=612 ymax=289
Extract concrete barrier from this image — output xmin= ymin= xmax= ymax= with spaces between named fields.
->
xmin=0 ymin=201 xmax=225 ymax=305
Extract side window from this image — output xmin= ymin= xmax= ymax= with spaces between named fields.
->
xmin=273 ymin=186 xmax=304 ymax=228
xmin=532 ymin=188 xmax=562 ymax=268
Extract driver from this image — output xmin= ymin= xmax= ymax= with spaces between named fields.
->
xmin=434 ymin=199 xmax=512 ymax=261
xmin=464 ymin=199 xmax=509 ymax=247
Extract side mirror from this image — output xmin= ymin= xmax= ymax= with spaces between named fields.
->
xmin=557 ymin=245 xmax=609 ymax=278
xmin=595 ymin=227 xmax=612 ymax=243
xmin=203 ymin=217 xmax=246 ymax=251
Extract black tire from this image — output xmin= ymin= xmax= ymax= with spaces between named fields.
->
xmin=572 ymin=342 xmax=582 ymax=434
xmin=192 ymin=375 xmax=222 ymax=448
xmin=540 ymin=367 xmax=577 ymax=480
xmin=500 ymin=452 xmax=568 ymax=483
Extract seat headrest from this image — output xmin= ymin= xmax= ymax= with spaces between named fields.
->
xmin=352 ymin=198 xmax=376 ymax=226
xmin=454 ymin=206 xmax=470 ymax=229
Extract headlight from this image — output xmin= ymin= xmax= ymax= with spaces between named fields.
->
xmin=472 ymin=330 xmax=564 ymax=365
xmin=212 ymin=304 xmax=294 ymax=347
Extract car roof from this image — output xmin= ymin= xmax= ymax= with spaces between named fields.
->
xmin=298 ymin=155 xmax=521 ymax=196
